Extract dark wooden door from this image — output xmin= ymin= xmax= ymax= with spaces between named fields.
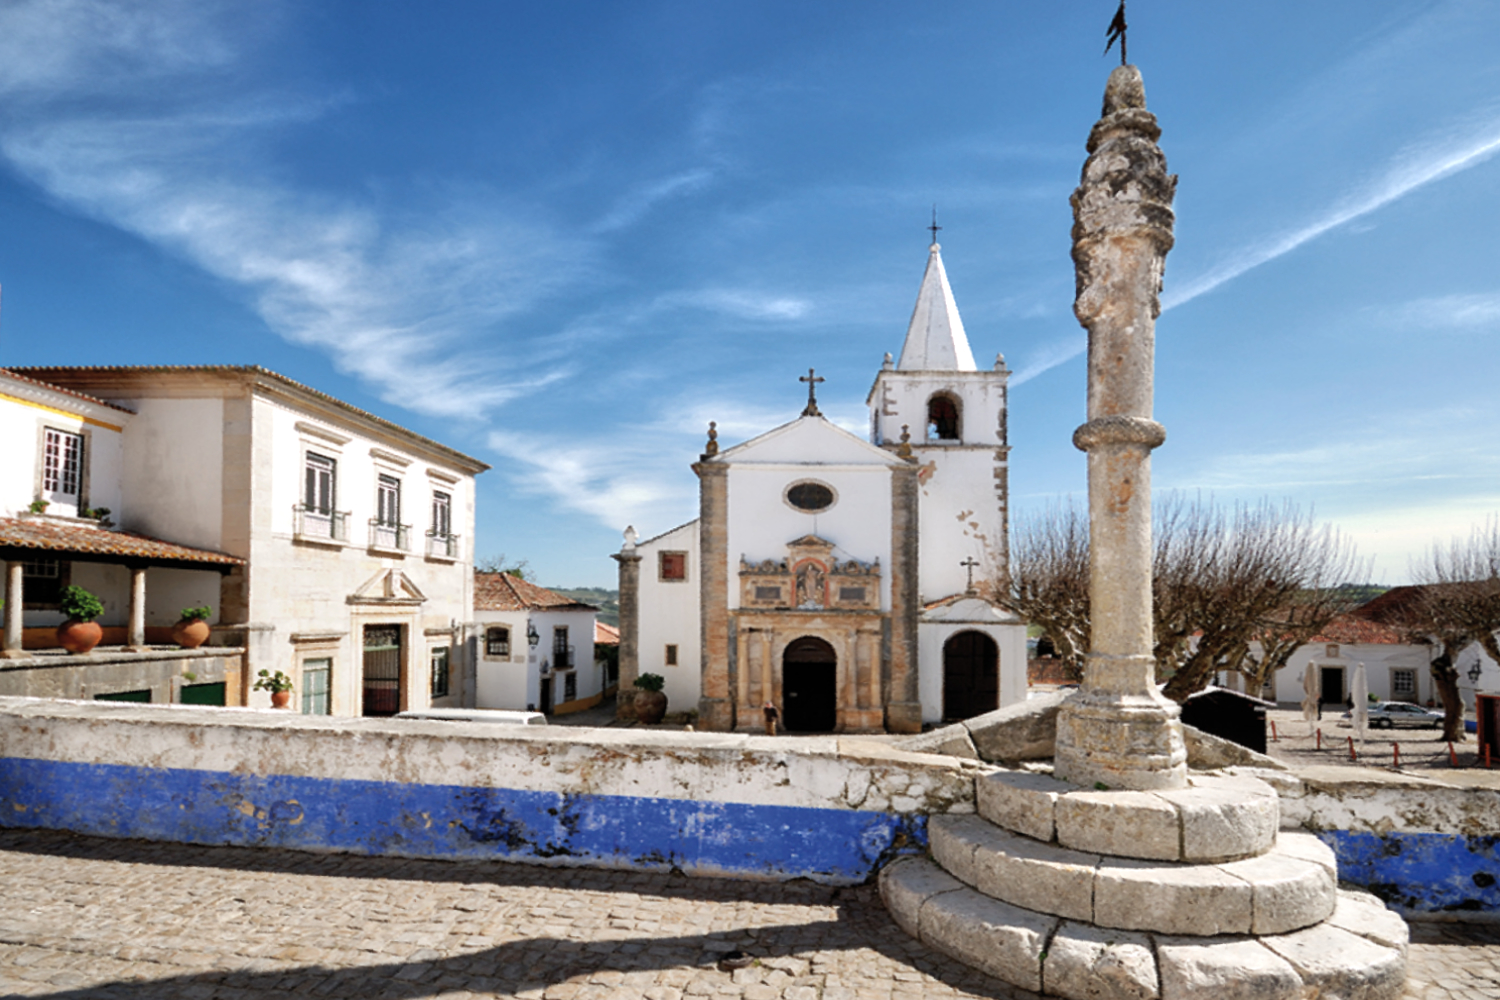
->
xmin=782 ymin=636 xmax=837 ymax=732
xmin=943 ymin=631 xmax=999 ymax=721
xmin=1320 ymin=666 xmax=1345 ymax=706
xmin=363 ymin=624 xmax=402 ymax=716
xmin=540 ymin=676 xmax=554 ymax=714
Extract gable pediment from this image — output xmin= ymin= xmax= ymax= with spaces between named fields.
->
xmin=716 ymin=415 xmax=904 ymax=467
xmin=348 ymin=569 xmax=428 ymax=606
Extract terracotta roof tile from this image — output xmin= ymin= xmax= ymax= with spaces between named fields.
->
xmin=0 ymin=369 xmax=135 ymax=415
xmin=473 ymin=572 xmax=596 ymax=612
xmin=594 ymin=621 xmax=620 ymax=645
xmin=1307 ymin=614 xmax=1407 ymax=645
xmin=0 ymin=516 xmax=244 ymax=567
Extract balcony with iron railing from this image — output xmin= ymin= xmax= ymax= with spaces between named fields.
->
xmin=293 ymin=504 xmax=349 ymax=543
xmin=368 ymin=519 xmax=410 ymax=553
xmin=425 ymin=530 xmax=459 ymax=560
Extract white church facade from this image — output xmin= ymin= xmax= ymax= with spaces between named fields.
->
xmin=614 ymin=241 xmax=1027 ymax=733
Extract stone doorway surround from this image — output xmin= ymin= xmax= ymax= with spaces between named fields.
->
xmin=730 ymin=610 xmax=885 ymax=733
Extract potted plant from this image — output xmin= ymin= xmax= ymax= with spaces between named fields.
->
xmin=633 ymin=672 xmax=668 ymax=725
xmin=56 ymin=585 xmax=105 ymax=654
xmin=173 ymin=605 xmax=213 ymax=649
xmin=254 ymin=669 xmax=295 ymax=709
xmin=27 ymin=499 xmax=49 ymax=514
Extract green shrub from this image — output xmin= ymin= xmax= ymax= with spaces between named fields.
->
xmin=179 ymin=605 xmax=213 ymax=621
xmin=634 ymin=672 xmax=665 ymax=692
xmin=59 ymin=585 xmax=104 ymax=622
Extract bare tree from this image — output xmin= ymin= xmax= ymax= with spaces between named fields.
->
xmin=1002 ymin=504 xmax=1091 ymax=681
xmin=1000 ymin=496 xmax=1362 ymax=702
xmin=475 ymin=553 xmax=531 ymax=579
xmin=1406 ymin=517 xmax=1500 ymax=743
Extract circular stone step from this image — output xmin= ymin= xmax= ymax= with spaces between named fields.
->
xmin=879 ymin=856 xmax=1407 ymax=1000
xmin=976 ymin=768 xmax=1278 ymax=863
xmin=930 ymin=815 xmax=1335 ymax=936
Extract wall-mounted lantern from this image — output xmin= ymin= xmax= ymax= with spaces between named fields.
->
xmin=1469 ymin=660 xmax=1484 ymax=685
xmin=527 ymin=623 xmax=540 ymax=647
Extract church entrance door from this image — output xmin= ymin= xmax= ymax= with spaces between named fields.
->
xmin=943 ymin=630 xmax=998 ymax=721
xmin=782 ymin=636 xmax=837 ymax=732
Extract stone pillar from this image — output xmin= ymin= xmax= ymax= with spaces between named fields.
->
xmin=1053 ymin=65 xmax=1187 ymax=792
xmin=694 ymin=459 xmax=734 ymax=731
xmin=2 ymin=561 xmax=25 ymax=659
xmin=612 ymin=535 xmax=642 ymax=721
xmin=126 ymin=565 xmax=148 ymax=651
xmin=735 ymin=625 xmax=752 ymax=727
xmin=886 ymin=460 xmax=923 ymax=733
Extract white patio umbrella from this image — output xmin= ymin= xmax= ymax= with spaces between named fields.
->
xmin=1351 ymin=661 xmax=1369 ymax=747
xmin=1302 ymin=662 xmax=1321 ymax=736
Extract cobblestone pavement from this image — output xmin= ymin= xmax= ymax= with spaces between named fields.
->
xmin=0 ymin=829 xmax=1496 ymax=1000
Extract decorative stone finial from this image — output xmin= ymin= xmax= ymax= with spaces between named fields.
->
xmin=896 ymin=425 xmax=913 ymax=460
xmin=882 ymin=352 xmax=893 ymax=370
xmin=994 ymin=352 xmax=1006 ymax=371
xmin=702 ymin=421 xmax=719 ymax=458
xmin=622 ymin=525 xmax=638 ymax=551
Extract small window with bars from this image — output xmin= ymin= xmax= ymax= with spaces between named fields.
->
xmin=430 ymin=646 xmax=450 ymax=699
xmin=1391 ymin=669 xmax=1416 ymax=699
xmin=486 ymin=627 xmax=511 ymax=657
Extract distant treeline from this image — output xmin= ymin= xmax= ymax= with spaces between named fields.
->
xmin=550 ymin=587 xmax=620 ymax=627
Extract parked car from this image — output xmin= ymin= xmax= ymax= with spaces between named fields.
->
xmin=1342 ymin=701 xmax=1444 ymax=730
xmin=395 ymin=708 xmax=546 ymax=726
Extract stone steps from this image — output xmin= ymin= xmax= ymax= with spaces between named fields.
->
xmin=930 ymin=815 xmax=1337 ymax=936
xmin=976 ymin=769 xmax=1279 ymax=863
xmin=881 ymin=856 xmax=1408 ymax=1000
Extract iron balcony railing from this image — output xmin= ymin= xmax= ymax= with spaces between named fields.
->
xmin=425 ymin=530 xmax=459 ymax=559
xmin=294 ymin=503 xmax=349 ymax=542
xmin=369 ymin=519 xmax=410 ymax=551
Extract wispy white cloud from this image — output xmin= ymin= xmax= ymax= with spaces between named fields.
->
xmin=591 ymin=168 xmax=715 ymax=234
xmin=1380 ymin=293 xmax=1500 ymax=330
xmin=652 ymin=287 xmax=811 ymax=322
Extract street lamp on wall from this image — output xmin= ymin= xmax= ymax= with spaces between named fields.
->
xmin=1469 ymin=660 xmax=1484 ymax=685
xmin=527 ymin=623 xmax=540 ymax=648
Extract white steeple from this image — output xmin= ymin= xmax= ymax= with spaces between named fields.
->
xmin=895 ymin=242 xmax=977 ymax=372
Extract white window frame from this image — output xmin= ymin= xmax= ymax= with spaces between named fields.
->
xmin=42 ymin=427 xmax=84 ymax=512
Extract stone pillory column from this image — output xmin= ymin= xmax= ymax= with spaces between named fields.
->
xmin=694 ymin=455 xmax=734 ymax=732
xmin=612 ymin=527 xmax=642 ymax=721
xmin=1053 ymin=64 xmax=1187 ymax=791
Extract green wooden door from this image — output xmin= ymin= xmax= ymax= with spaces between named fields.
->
xmin=179 ymin=682 xmax=226 ymax=706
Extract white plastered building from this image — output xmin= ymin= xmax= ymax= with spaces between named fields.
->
xmin=616 ymin=242 xmax=1026 ymax=733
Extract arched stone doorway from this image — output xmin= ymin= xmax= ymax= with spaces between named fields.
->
xmin=943 ymin=630 xmax=998 ymax=722
xmin=782 ymin=635 xmax=837 ymax=732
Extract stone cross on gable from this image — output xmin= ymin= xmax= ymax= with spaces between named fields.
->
xmin=961 ymin=556 xmax=979 ymax=593
xmin=800 ymin=368 xmax=824 ymax=417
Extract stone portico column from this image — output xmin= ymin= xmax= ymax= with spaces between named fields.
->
xmin=1053 ymin=64 xmax=1187 ymax=791
xmin=3 ymin=561 xmax=25 ymax=659
xmin=126 ymin=565 xmax=149 ymax=651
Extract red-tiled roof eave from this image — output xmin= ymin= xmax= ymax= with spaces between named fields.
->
xmin=0 ymin=517 xmax=244 ymax=572
xmin=0 ymin=368 xmax=136 ymax=415
xmin=473 ymin=571 xmax=597 ymax=612
xmin=10 ymin=365 xmax=489 ymax=474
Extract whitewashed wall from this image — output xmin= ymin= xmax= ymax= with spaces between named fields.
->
xmin=635 ymin=521 xmax=701 ymax=713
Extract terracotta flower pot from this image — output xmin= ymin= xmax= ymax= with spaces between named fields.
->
xmin=271 ymin=690 xmax=292 ymax=709
xmin=633 ymin=690 xmax=667 ymax=725
xmin=57 ymin=619 xmax=103 ymax=655
xmin=172 ymin=618 xmax=211 ymax=649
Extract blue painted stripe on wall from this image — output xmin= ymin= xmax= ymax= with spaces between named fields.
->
xmin=0 ymin=758 xmax=926 ymax=883
xmin=1322 ymin=829 xmax=1500 ymax=914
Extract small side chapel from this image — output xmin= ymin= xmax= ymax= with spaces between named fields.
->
xmin=614 ymin=240 xmax=1027 ymax=733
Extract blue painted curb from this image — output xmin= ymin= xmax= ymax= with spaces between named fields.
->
xmin=1323 ymin=829 xmax=1500 ymax=914
xmin=0 ymin=757 xmax=927 ymax=883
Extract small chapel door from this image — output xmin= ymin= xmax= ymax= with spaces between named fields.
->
xmin=943 ymin=630 xmax=998 ymax=722
xmin=782 ymin=636 xmax=837 ymax=732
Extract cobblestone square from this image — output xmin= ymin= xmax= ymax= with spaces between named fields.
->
xmin=0 ymin=829 xmax=1495 ymax=1000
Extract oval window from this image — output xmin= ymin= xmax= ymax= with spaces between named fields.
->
xmin=786 ymin=481 xmax=835 ymax=512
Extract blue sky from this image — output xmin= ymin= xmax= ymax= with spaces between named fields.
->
xmin=0 ymin=1 xmax=1496 ymax=588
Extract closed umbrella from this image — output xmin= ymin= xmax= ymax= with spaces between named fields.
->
xmin=1351 ymin=661 xmax=1369 ymax=747
xmin=1302 ymin=662 xmax=1321 ymax=736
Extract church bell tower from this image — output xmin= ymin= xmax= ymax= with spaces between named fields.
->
xmin=866 ymin=239 xmax=1012 ymax=603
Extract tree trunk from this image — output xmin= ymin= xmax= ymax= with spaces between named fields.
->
xmin=1431 ymin=649 xmax=1467 ymax=744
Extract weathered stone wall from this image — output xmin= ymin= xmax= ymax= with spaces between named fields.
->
xmin=0 ymin=696 xmax=974 ymax=884
xmin=0 ymin=649 xmax=244 ymax=703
